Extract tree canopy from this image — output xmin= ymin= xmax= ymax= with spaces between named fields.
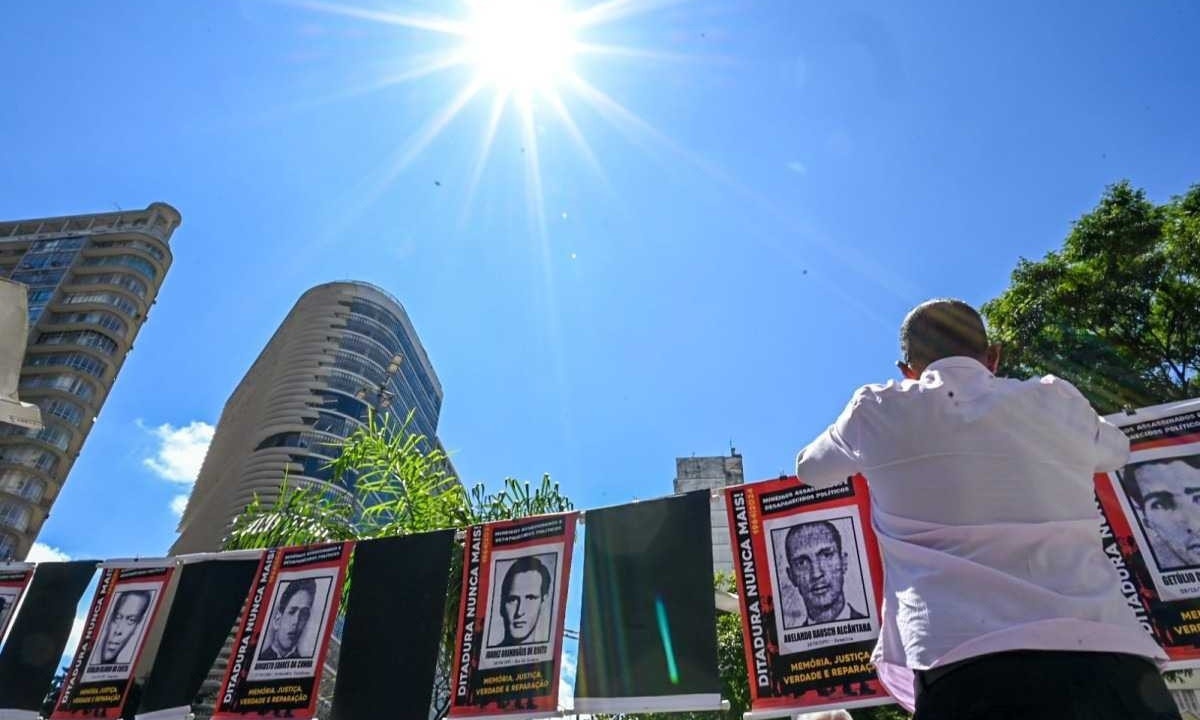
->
xmin=983 ymin=181 xmax=1200 ymax=415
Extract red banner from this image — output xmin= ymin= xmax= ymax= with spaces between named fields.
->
xmin=0 ymin=562 xmax=34 ymax=641
xmin=726 ymin=476 xmax=891 ymax=716
xmin=450 ymin=512 xmax=578 ymax=719
xmin=1094 ymin=398 xmax=1200 ymax=666
xmin=52 ymin=562 xmax=175 ymax=719
xmin=214 ymin=542 xmax=352 ymax=720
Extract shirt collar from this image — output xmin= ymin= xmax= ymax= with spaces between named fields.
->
xmin=922 ymin=356 xmax=993 ymax=378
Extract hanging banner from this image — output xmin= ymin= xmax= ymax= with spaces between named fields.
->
xmin=450 ymin=512 xmax=578 ymax=719
xmin=726 ymin=475 xmax=891 ymax=716
xmin=52 ymin=561 xmax=175 ymax=719
xmin=1094 ymin=398 xmax=1200 ymax=665
xmin=0 ymin=562 xmax=34 ymax=641
xmin=214 ymin=541 xmax=352 ymax=720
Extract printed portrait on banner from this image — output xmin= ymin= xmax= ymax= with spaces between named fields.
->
xmin=1117 ymin=454 xmax=1200 ymax=576
xmin=248 ymin=571 xmax=336 ymax=680
xmin=0 ymin=587 xmax=18 ymax=633
xmin=725 ymin=476 xmax=890 ymax=717
xmin=53 ymin=563 xmax=175 ymax=720
xmin=214 ymin=542 xmax=351 ymax=720
xmin=479 ymin=548 xmax=561 ymax=669
xmin=82 ymin=584 xmax=160 ymax=682
xmin=449 ymin=512 xmax=577 ymax=718
xmin=764 ymin=509 xmax=877 ymax=655
xmin=1092 ymin=398 xmax=1200 ymax=667
xmin=1104 ymin=411 xmax=1200 ymax=603
xmin=0 ymin=564 xmax=34 ymax=640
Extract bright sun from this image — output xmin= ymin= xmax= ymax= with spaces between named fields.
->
xmin=463 ymin=0 xmax=578 ymax=93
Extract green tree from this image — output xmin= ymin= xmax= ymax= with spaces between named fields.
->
xmin=223 ymin=409 xmax=574 ymax=719
xmin=982 ymin=181 xmax=1200 ymax=415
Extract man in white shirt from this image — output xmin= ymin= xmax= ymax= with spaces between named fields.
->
xmin=795 ymin=298 xmax=1176 ymax=719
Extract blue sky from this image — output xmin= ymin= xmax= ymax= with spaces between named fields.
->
xmin=3 ymin=0 xmax=1199 ymax=676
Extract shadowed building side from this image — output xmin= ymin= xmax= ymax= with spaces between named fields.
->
xmin=0 ymin=203 xmax=181 ymax=560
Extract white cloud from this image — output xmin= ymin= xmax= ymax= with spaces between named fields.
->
xmin=786 ymin=160 xmax=807 ymax=175
xmin=141 ymin=420 xmax=214 ymax=484
xmin=559 ymin=650 xmax=576 ymax=708
xmin=26 ymin=542 xmax=70 ymax=562
xmin=140 ymin=420 xmax=214 ymax=515
xmin=170 ymin=494 xmax=190 ymax=517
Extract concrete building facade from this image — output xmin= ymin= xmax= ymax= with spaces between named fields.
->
xmin=673 ymin=451 xmax=745 ymax=574
xmin=0 ymin=203 xmax=181 ymax=560
xmin=171 ymin=281 xmax=445 ymax=554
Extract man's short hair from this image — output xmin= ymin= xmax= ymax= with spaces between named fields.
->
xmin=899 ymin=298 xmax=989 ymax=368
xmin=278 ymin=578 xmax=317 ymax=610
xmin=1119 ymin=455 xmax=1200 ymax=507
xmin=116 ymin=590 xmax=152 ymax=621
xmin=785 ymin=521 xmax=843 ymax=556
xmin=501 ymin=556 xmax=552 ymax=598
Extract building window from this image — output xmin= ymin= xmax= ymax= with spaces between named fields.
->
xmin=25 ymin=352 xmax=107 ymax=378
xmin=0 ymin=532 xmax=17 ymax=559
xmin=19 ymin=373 xmax=96 ymax=401
xmin=0 ymin=470 xmax=46 ymax=503
xmin=9 ymin=268 xmax=67 ymax=287
xmin=45 ymin=310 xmax=128 ymax=338
xmin=0 ymin=501 xmax=31 ymax=533
xmin=256 ymin=431 xmax=340 ymax=454
xmin=90 ymin=238 xmax=166 ymax=262
xmin=18 ymin=251 xmax=78 ymax=270
xmin=37 ymin=398 xmax=84 ymax=427
xmin=310 ymin=388 xmax=377 ymax=421
xmin=0 ymin=447 xmax=59 ymax=473
xmin=36 ymin=330 xmax=119 ymax=356
xmin=81 ymin=254 xmax=157 ymax=281
xmin=69 ymin=272 xmax=148 ymax=298
xmin=60 ymin=291 xmax=140 ymax=317
xmin=0 ymin=422 xmax=72 ymax=451
xmin=31 ymin=237 xmax=86 ymax=252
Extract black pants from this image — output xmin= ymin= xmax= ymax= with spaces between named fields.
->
xmin=913 ymin=650 xmax=1181 ymax=720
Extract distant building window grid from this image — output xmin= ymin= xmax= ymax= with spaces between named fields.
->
xmin=334 ymin=334 xmax=439 ymax=435
xmin=45 ymin=310 xmax=128 ymax=338
xmin=0 ymin=469 xmax=48 ymax=503
xmin=60 ymin=291 xmax=141 ymax=317
xmin=90 ymin=238 xmax=166 ymax=262
xmin=346 ymin=299 xmax=442 ymax=409
xmin=0 ymin=421 xmax=73 ymax=452
xmin=80 ymin=254 xmax=157 ymax=281
xmin=35 ymin=329 xmax=120 ymax=356
xmin=25 ymin=352 xmax=107 ymax=378
xmin=37 ymin=397 xmax=85 ymax=427
xmin=69 ymin=271 xmax=149 ymax=298
xmin=18 ymin=373 xmax=97 ymax=401
xmin=0 ymin=500 xmax=31 ymax=533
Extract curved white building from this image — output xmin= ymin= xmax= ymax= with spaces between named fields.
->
xmin=0 ymin=203 xmax=181 ymax=560
xmin=171 ymin=281 xmax=445 ymax=554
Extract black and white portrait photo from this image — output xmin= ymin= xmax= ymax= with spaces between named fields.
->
xmin=1118 ymin=453 xmax=1200 ymax=572
xmin=0 ymin=589 xmax=18 ymax=634
xmin=487 ymin=552 xmax=557 ymax=648
xmin=86 ymin=587 xmax=157 ymax=671
xmin=255 ymin=575 xmax=334 ymax=664
xmin=770 ymin=517 xmax=869 ymax=631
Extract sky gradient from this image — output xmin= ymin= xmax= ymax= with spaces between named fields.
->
xmin=3 ymin=0 xmax=1199 ymax=677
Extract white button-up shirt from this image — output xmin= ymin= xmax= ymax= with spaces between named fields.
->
xmin=795 ymin=357 xmax=1166 ymax=707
